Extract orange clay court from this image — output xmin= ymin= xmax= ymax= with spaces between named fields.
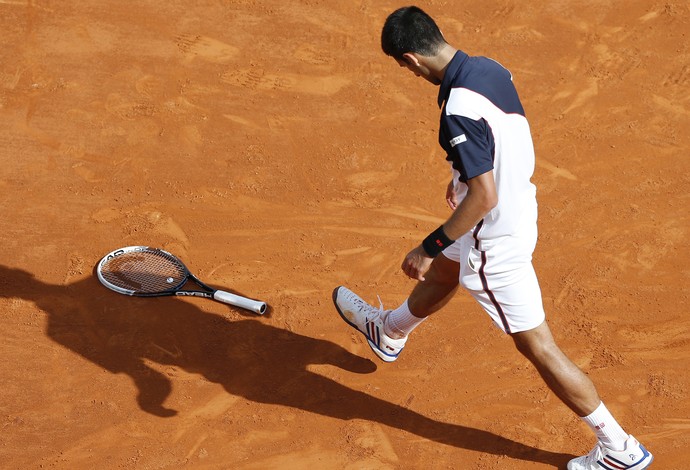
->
xmin=1 ymin=1 xmax=688 ymax=469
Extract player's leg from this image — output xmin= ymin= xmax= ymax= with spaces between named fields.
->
xmin=512 ymin=322 xmax=653 ymax=469
xmin=510 ymin=321 xmax=600 ymax=416
xmin=407 ymin=252 xmax=460 ymax=316
xmin=462 ymin=212 xmax=652 ymax=468
xmin=384 ymin=252 xmax=460 ymax=339
xmin=332 ymin=248 xmax=460 ymax=362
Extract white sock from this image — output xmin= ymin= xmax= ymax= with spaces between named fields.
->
xmin=384 ymin=300 xmax=426 ymax=339
xmin=581 ymin=402 xmax=629 ymax=451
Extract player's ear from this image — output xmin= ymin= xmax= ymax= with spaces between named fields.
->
xmin=401 ymin=52 xmax=420 ymax=67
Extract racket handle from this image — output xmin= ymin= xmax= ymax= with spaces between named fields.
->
xmin=213 ymin=290 xmax=267 ymax=315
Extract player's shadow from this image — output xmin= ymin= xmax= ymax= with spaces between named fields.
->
xmin=1 ymin=266 xmax=573 ymax=467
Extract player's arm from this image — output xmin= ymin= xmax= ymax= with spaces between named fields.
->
xmin=402 ymin=110 xmax=496 ymax=281
xmin=401 ymin=170 xmax=497 ymax=281
xmin=443 ymin=170 xmax=497 ymax=240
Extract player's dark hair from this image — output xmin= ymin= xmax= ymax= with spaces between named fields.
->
xmin=381 ymin=6 xmax=446 ymax=60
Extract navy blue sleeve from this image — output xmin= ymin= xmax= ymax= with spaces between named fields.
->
xmin=441 ymin=114 xmax=494 ymax=181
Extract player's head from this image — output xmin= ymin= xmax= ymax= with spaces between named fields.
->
xmin=0 ymin=266 xmax=37 ymax=298
xmin=381 ymin=6 xmax=446 ymax=59
xmin=381 ymin=6 xmax=448 ymax=85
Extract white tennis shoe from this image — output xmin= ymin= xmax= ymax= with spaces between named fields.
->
xmin=567 ymin=435 xmax=653 ymax=470
xmin=332 ymin=286 xmax=406 ymax=362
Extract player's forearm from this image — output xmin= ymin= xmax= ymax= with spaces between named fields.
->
xmin=419 ymin=191 xmax=493 ymax=258
xmin=442 ymin=187 xmax=495 ymax=240
xmin=444 ymin=171 xmax=497 ymax=239
xmin=420 ymin=171 xmax=497 ymax=258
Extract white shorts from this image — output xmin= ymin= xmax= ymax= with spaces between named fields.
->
xmin=442 ymin=205 xmax=545 ymax=334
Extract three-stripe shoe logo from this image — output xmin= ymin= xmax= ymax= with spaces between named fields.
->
xmin=601 ymin=456 xmax=629 ymax=469
xmin=366 ymin=318 xmax=380 ymax=346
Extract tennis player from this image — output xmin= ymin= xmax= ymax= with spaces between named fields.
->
xmin=333 ymin=6 xmax=653 ymax=469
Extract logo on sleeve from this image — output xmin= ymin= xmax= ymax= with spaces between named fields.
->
xmin=449 ymin=134 xmax=467 ymax=147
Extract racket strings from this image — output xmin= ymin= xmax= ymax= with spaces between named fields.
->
xmin=100 ymin=249 xmax=187 ymax=293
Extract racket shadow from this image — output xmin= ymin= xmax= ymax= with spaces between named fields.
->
xmin=1 ymin=265 xmax=573 ymax=467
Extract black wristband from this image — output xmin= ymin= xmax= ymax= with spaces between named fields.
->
xmin=421 ymin=225 xmax=454 ymax=258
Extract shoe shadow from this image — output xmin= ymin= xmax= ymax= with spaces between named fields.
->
xmin=1 ymin=265 xmax=574 ymax=467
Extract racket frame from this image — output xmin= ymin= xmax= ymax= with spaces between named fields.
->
xmin=96 ymin=246 xmax=266 ymax=314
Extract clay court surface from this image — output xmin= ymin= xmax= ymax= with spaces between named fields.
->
xmin=1 ymin=1 xmax=689 ymax=468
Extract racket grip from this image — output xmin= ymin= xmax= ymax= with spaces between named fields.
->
xmin=213 ymin=290 xmax=267 ymax=315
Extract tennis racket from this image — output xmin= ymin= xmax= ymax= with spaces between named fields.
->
xmin=96 ymin=246 xmax=267 ymax=315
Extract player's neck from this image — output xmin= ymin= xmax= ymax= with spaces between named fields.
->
xmin=433 ymin=44 xmax=458 ymax=82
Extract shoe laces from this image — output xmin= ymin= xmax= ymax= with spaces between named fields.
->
xmin=347 ymin=290 xmax=385 ymax=315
